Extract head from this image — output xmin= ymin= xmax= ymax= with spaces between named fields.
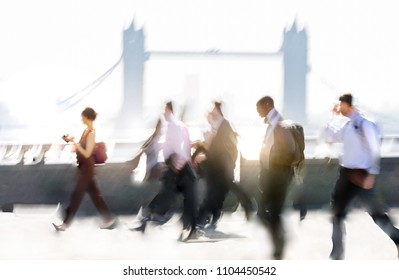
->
xmin=338 ymin=93 xmax=354 ymax=117
xmin=163 ymin=101 xmax=174 ymax=122
xmin=154 ymin=118 xmax=162 ymax=134
xmin=81 ymin=107 xmax=97 ymax=125
xmin=210 ymin=101 xmax=224 ymax=120
xmin=256 ymin=96 xmax=274 ymax=118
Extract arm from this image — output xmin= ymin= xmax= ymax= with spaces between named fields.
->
xmin=356 ymin=120 xmax=380 ymax=190
xmin=323 ymin=105 xmax=348 ymax=143
xmin=323 ymin=119 xmax=347 ymax=143
xmin=363 ymin=120 xmax=381 ymax=175
xmin=75 ymin=132 xmax=95 ymax=159
xmin=362 ymin=174 xmax=377 ymax=190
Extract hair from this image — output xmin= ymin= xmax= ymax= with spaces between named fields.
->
xmin=155 ymin=118 xmax=162 ymax=131
xmin=81 ymin=107 xmax=97 ymax=121
xmin=165 ymin=101 xmax=174 ymax=113
xmin=214 ymin=101 xmax=223 ymax=116
xmin=339 ymin=93 xmax=353 ymax=106
xmin=256 ymin=96 xmax=274 ymax=107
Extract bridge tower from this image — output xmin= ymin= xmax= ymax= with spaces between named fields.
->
xmin=281 ymin=20 xmax=308 ymax=125
xmin=118 ymin=20 xmax=148 ymax=132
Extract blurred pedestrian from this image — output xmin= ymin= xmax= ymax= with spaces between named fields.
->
xmin=324 ymin=93 xmax=399 ymax=259
xmin=129 ymin=119 xmax=169 ymax=232
xmin=195 ymin=102 xmax=256 ymax=230
xmin=165 ymin=102 xmax=199 ymax=240
xmin=256 ymin=96 xmax=299 ymax=259
xmin=52 ymin=107 xmax=116 ymax=231
xmin=146 ymin=102 xmax=199 ymax=241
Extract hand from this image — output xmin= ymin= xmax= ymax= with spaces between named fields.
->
xmin=362 ymin=174 xmax=376 ymax=190
xmin=332 ymin=104 xmax=341 ymax=115
xmin=194 ymin=153 xmax=207 ymax=164
xmin=191 ymin=141 xmax=201 ymax=149
xmin=62 ymin=135 xmax=75 ymax=143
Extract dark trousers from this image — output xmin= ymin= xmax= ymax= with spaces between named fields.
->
xmin=258 ymin=165 xmax=293 ymax=258
xmin=198 ymin=166 xmax=254 ymax=227
xmin=64 ymin=166 xmax=112 ymax=225
xmin=150 ymin=164 xmax=197 ymax=230
xmin=136 ymin=164 xmax=165 ymax=223
xmin=197 ymin=167 xmax=230 ymax=226
xmin=331 ymin=167 xmax=399 ymax=256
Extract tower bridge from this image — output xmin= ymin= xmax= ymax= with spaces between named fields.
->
xmin=119 ymin=19 xmax=308 ymax=131
xmin=2 ymin=20 xmax=399 ymax=211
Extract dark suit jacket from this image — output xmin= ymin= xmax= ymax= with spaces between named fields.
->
xmin=206 ymin=119 xmax=238 ymax=179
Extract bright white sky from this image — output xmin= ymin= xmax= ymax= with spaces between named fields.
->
xmin=1 ymin=0 xmax=399 ymax=132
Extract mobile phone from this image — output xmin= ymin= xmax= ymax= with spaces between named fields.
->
xmin=62 ymin=134 xmax=70 ymax=143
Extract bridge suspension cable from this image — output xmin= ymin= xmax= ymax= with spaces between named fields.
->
xmin=57 ymin=54 xmax=123 ymax=111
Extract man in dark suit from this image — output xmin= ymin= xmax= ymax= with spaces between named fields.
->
xmin=195 ymin=102 xmax=255 ymax=230
xmin=256 ymin=96 xmax=296 ymax=259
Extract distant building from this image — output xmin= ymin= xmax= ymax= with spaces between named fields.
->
xmin=281 ymin=21 xmax=308 ymax=125
xmin=117 ymin=20 xmax=148 ymax=131
xmin=118 ymin=19 xmax=309 ymax=131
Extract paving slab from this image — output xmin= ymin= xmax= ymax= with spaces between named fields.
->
xmin=1 ymin=206 xmax=398 ymax=260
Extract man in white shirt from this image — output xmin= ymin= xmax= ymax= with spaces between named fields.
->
xmin=162 ymin=101 xmax=198 ymax=241
xmin=324 ymin=93 xmax=399 ymax=259
xmin=132 ymin=102 xmax=198 ymax=239
xmin=163 ymin=103 xmax=192 ymax=172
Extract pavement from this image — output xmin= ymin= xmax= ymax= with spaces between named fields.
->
xmin=1 ymin=205 xmax=399 ymax=260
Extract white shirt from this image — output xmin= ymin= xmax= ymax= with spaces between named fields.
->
xmin=163 ymin=114 xmax=191 ymax=170
xmin=324 ymin=110 xmax=380 ymax=174
xmin=260 ymin=108 xmax=282 ymax=169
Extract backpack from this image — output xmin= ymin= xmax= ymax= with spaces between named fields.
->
xmin=271 ymin=120 xmax=305 ymax=168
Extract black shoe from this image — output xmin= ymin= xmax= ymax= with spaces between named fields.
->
xmin=191 ymin=227 xmax=205 ymax=239
xmin=178 ymin=229 xmax=189 ymax=242
xmin=100 ymin=218 xmax=118 ymax=230
xmin=329 ymin=247 xmax=344 ymax=260
xmin=52 ymin=223 xmax=67 ymax=232
xmin=178 ymin=227 xmax=204 ymax=242
xmin=273 ymin=251 xmax=283 ymax=260
xmin=299 ymin=208 xmax=307 ymax=221
xmin=130 ymin=223 xmax=146 ymax=233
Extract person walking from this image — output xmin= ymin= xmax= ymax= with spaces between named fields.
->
xmin=165 ymin=102 xmax=199 ymax=240
xmin=52 ymin=107 xmax=116 ymax=231
xmin=195 ymin=102 xmax=256 ymax=230
xmin=129 ymin=119 xmax=169 ymax=232
xmin=324 ymin=93 xmax=399 ymax=259
xmin=147 ymin=102 xmax=198 ymax=241
xmin=256 ymin=96 xmax=297 ymax=259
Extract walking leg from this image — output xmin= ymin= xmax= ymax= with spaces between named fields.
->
xmin=330 ymin=216 xmax=345 ymax=260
